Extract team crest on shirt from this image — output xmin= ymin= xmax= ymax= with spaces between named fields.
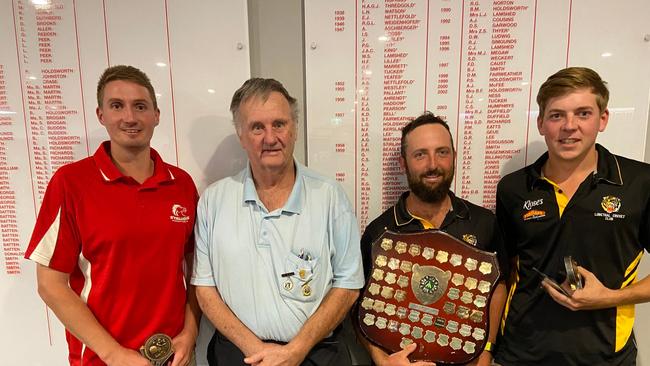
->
xmin=462 ymin=234 xmax=477 ymax=246
xmin=594 ymin=196 xmax=625 ymax=221
xmin=170 ymin=204 xmax=190 ymax=223
xmin=601 ymin=196 xmax=621 ymax=213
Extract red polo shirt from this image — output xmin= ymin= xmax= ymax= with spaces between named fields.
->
xmin=25 ymin=141 xmax=197 ymax=366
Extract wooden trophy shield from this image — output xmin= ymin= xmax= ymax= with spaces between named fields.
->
xmin=357 ymin=230 xmax=500 ymax=364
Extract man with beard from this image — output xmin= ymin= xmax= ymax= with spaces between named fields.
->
xmin=357 ymin=112 xmax=508 ymax=366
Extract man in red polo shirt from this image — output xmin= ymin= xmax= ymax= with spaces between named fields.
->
xmin=25 ymin=65 xmax=200 ymax=366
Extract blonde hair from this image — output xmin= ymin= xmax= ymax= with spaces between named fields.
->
xmin=537 ymin=67 xmax=609 ymax=115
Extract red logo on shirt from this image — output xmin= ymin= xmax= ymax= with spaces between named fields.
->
xmin=170 ymin=204 xmax=190 ymax=223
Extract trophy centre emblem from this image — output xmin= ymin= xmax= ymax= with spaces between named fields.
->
xmin=419 ymin=275 xmax=439 ymax=295
xmin=411 ymin=264 xmax=450 ymax=305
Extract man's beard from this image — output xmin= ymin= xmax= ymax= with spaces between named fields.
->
xmin=406 ymin=165 xmax=453 ymax=203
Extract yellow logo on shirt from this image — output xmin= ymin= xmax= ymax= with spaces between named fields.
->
xmin=462 ymin=234 xmax=477 ymax=246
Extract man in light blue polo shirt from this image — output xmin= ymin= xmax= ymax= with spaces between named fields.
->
xmin=192 ymin=78 xmax=364 ymax=366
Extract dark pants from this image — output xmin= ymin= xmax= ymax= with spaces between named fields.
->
xmin=206 ymin=329 xmax=352 ymax=366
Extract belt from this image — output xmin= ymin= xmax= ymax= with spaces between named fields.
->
xmin=217 ymin=325 xmax=342 ymax=346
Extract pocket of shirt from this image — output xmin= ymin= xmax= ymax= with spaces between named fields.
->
xmin=279 ymin=253 xmax=320 ymax=303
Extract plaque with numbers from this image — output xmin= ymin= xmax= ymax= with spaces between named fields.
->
xmin=357 ymin=230 xmax=500 ymax=364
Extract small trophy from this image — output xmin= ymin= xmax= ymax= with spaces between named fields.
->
xmin=140 ymin=333 xmax=174 ymax=366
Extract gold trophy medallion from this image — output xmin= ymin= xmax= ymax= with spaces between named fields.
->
xmin=140 ymin=333 xmax=174 ymax=366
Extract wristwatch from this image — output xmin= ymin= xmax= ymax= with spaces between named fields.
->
xmin=484 ymin=341 xmax=497 ymax=353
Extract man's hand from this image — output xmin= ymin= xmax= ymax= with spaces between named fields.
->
xmin=243 ymin=342 xmax=305 ymax=366
xmin=170 ymin=330 xmax=196 ymax=366
xmin=101 ymin=346 xmax=151 ymax=366
xmin=542 ymin=266 xmax=616 ymax=310
xmin=375 ymin=343 xmax=436 ymax=366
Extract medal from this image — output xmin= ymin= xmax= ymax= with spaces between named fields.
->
xmin=395 ymin=241 xmax=408 ymax=254
xmin=464 ymin=277 xmax=478 ymax=290
xmin=283 ymin=280 xmax=293 ymax=291
xmin=394 ymin=289 xmax=407 ymax=302
xmin=399 ymin=323 xmax=411 ymax=336
xmin=408 ymin=244 xmax=421 ymax=257
xmin=436 ymin=250 xmax=449 ymax=263
xmin=472 ymin=328 xmax=485 ymax=340
xmin=452 ymin=273 xmax=464 ymax=286
xmin=421 ymin=314 xmax=433 ymax=326
xmin=446 ymin=320 xmax=459 ymax=333
xmin=422 ymin=247 xmax=435 ymax=260
xmin=459 ymin=324 xmax=472 ymax=337
xmin=450 ymin=337 xmax=462 ymax=350
xmin=463 ymin=341 xmax=476 ymax=354
xmin=397 ymin=275 xmax=409 ymax=288
xmin=460 ymin=291 xmax=473 ymax=304
xmin=385 ymin=303 xmax=397 ymax=316
xmin=380 ymin=286 xmax=395 ymax=300
xmin=479 ymin=262 xmax=492 ymax=275
xmin=372 ymin=268 xmax=385 ymax=281
xmin=140 ymin=334 xmax=174 ymax=366
xmin=437 ymin=333 xmax=449 ymax=347
xmin=464 ymin=258 xmax=478 ymax=271
xmin=369 ymin=283 xmax=381 ymax=295
xmin=363 ymin=313 xmax=376 ymax=326
xmin=375 ymin=255 xmax=388 ymax=267
xmin=381 ymin=238 xmax=394 ymax=251
xmin=302 ymin=284 xmax=312 ymax=297
xmin=399 ymin=260 xmax=413 ymax=273
xmin=400 ymin=337 xmax=414 ymax=349
xmin=361 ymin=297 xmax=374 ymax=310
xmin=456 ymin=306 xmax=470 ymax=319
xmin=388 ymin=320 xmax=399 ymax=332
xmin=375 ymin=317 xmax=387 ymax=329
xmin=450 ymin=254 xmax=462 ymax=267
xmin=424 ymin=330 xmax=436 ymax=343
xmin=469 ymin=310 xmax=484 ymax=323
xmin=474 ymin=295 xmax=487 ymax=308
xmin=388 ymin=257 xmax=400 ymax=270
xmin=372 ymin=300 xmax=385 ymax=313
xmin=477 ymin=280 xmax=491 ymax=294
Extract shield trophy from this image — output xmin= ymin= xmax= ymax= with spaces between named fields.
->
xmin=357 ymin=230 xmax=500 ymax=364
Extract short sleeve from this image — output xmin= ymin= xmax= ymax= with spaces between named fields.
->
xmin=330 ymin=186 xmax=364 ymax=289
xmin=190 ymin=192 xmax=217 ymax=287
xmin=24 ymin=169 xmax=81 ymax=273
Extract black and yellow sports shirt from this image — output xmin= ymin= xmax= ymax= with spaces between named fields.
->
xmin=495 ymin=144 xmax=649 ymax=366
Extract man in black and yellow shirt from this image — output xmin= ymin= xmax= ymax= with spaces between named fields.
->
xmin=495 ymin=67 xmax=650 ymax=365
xmin=358 ymin=113 xmax=508 ymax=366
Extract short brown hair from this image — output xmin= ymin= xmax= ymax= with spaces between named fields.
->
xmin=230 ymin=78 xmax=298 ymax=134
xmin=537 ymin=67 xmax=609 ymax=116
xmin=401 ymin=112 xmax=453 ymax=158
xmin=97 ymin=65 xmax=158 ymax=109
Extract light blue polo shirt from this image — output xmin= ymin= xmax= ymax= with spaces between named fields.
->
xmin=191 ymin=161 xmax=364 ymax=342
